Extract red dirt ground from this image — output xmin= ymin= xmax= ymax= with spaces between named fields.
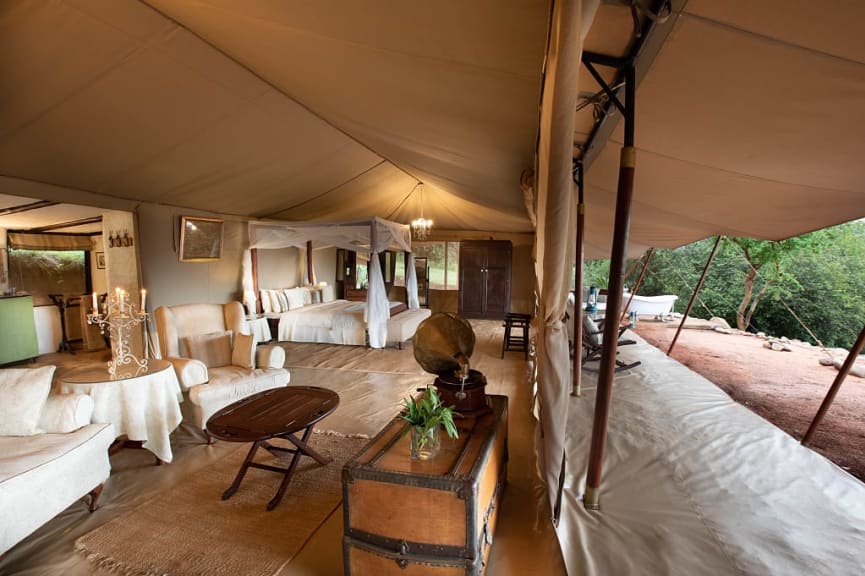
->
xmin=633 ymin=320 xmax=865 ymax=482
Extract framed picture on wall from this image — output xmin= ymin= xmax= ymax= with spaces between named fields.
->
xmin=95 ymin=252 xmax=106 ymax=269
xmin=179 ymin=216 xmax=224 ymax=262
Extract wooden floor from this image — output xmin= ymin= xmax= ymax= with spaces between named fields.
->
xmin=0 ymin=320 xmax=566 ymax=575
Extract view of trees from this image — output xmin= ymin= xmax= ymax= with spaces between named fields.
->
xmin=583 ymin=221 xmax=865 ymax=350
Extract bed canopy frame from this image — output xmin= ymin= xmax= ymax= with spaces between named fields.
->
xmin=244 ymin=217 xmax=420 ymax=348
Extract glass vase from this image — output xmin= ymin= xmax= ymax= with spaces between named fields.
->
xmin=410 ymin=425 xmax=440 ymax=461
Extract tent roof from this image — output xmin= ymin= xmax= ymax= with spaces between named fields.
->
xmin=2 ymin=1 xmax=865 ymax=255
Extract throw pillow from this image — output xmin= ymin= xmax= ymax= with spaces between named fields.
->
xmin=268 ymin=290 xmax=281 ymax=313
xmin=260 ymin=290 xmax=273 ymax=314
xmin=0 ymin=365 xmax=55 ymax=436
xmin=301 ymin=287 xmax=312 ymax=306
xmin=321 ymin=285 xmax=335 ymax=303
xmin=286 ymin=287 xmax=304 ymax=310
xmin=276 ymin=290 xmax=289 ymax=312
xmin=181 ymin=330 xmax=233 ymax=368
xmin=231 ymin=332 xmax=257 ymax=369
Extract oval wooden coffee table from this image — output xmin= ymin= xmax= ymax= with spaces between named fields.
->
xmin=206 ymin=386 xmax=340 ymax=511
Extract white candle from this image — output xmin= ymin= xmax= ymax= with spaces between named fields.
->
xmin=92 ymin=292 xmax=98 ymax=314
xmin=140 ymin=288 xmax=147 ymax=311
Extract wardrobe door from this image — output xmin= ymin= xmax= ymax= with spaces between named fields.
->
xmin=459 ymin=243 xmax=487 ymax=317
xmin=484 ymin=242 xmax=511 ymax=318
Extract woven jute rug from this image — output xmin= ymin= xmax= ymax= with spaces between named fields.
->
xmin=75 ymin=432 xmax=367 ymax=576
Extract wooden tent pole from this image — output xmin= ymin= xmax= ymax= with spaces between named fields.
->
xmin=802 ymin=322 xmax=865 ymax=445
xmin=585 ymin=62 xmax=636 ymax=510
xmin=620 ymin=247 xmax=654 ymax=323
xmin=572 ymin=163 xmax=585 ymax=397
xmin=667 ymin=236 xmax=722 ymax=356
xmin=306 ymin=241 xmax=315 ymax=285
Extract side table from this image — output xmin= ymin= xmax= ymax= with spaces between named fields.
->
xmin=58 ymin=359 xmax=183 ymax=463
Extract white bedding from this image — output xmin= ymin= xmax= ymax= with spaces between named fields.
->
xmin=276 ymin=299 xmax=404 ymax=346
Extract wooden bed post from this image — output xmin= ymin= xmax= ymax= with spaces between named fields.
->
xmin=306 ymin=240 xmax=315 ymax=285
xmin=802 ymin=322 xmax=865 ymax=445
xmin=667 ymin=236 xmax=721 ymax=356
xmin=572 ymin=162 xmax=585 ymax=397
xmin=585 ymin=61 xmax=636 ymax=511
xmin=620 ymin=247 xmax=654 ymax=324
xmin=251 ymin=248 xmax=260 ymax=315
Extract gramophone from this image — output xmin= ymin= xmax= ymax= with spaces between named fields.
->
xmin=412 ymin=312 xmax=490 ymax=416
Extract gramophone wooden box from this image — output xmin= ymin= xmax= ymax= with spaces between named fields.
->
xmin=342 ymin=395 xmax=508 ymax=575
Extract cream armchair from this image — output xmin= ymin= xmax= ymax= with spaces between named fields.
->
xmin=154 ymin=302 xmax=290 ymax=435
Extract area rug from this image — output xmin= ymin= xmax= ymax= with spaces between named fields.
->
xmin=75 ymin=432 xmax=368 ymax=576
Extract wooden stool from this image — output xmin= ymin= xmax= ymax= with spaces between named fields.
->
xmin=501 ymin=312 xmax=531 ymax=359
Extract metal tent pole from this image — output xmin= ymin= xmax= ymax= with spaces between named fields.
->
xmin=572 ymin=163 xmax=586 ymax=397
xmin=620 ymin=248 xmax=654 ymax=323
xmin=802 ymin=322 xmax=865 ymax=445
xmin=584 ymin=62 xmax=636 ymax=511
xmin=667 ymin=235 xmax=721 ymax=356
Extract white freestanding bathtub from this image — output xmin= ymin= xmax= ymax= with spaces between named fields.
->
xmin=623 ymin=293 xmax=678 ymax=318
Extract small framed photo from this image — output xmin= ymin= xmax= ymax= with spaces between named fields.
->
xmin=179 ymin=216 xmax=224 ymax=262
xmin=95 ymin=252 xmax=106 ymax=269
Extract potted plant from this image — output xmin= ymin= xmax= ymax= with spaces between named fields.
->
xmin=401 ymin=385 xmax=459 ymax=460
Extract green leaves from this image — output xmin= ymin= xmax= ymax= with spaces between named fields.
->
xmin=400 ymin=385 xmax=459 ymax=443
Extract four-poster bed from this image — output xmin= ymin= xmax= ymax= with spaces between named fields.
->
xmin=244 ymin=218 xmax=425 ymax=349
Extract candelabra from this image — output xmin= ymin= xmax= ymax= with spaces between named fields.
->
xmin=87 ymin=288 xmax=149 ymax=379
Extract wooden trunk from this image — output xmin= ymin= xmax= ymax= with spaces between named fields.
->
xmin=342 ymin=395 xmax=508 ymax=575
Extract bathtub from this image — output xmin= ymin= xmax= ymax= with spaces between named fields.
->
xmin=623 ymin=293 xmax=678 ymax=318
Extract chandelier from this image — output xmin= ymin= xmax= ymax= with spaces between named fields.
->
xmin=410 ymin=182 xmax=433 ymax=240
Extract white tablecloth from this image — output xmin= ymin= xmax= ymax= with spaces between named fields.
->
xmin=244 ymin=316 xmax=272 ymax=343
xmin=59 ymin=360 xmax=183 ymax=463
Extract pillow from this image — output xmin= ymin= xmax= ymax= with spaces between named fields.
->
xmin=268 ymin=290 xmax=281 ymax=313
xmin=260 ymin=290 xmax=273 ymax=314
xmin=231 ymin=332 xmax=257 ymax=369
xmin=0 ymin=365 xmax=55 ymax=436
xmin=321 ymin=285 xmax=335 ymax=303
xmin=276 ymin=290 xmax=289 ymax=312
xmin=286 ymin=287 xmax=304 ymax=310
xmin=301 ymin=287 xmax=312 ymax=306
xmin=181 ymin=330 xmax=233 ymax=368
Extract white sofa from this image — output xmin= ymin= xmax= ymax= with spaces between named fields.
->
xmin=0 ymin=366 xmax=114 ymax=554
xmin=154 ymin=301 xmax=290 ymax=433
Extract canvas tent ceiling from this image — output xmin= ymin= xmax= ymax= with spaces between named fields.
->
xmin=2 ymin=0 xmax=865 ymax=254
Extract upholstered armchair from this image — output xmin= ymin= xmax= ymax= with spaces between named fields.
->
xmin=154 ymin=301 xmax=290 ymax=435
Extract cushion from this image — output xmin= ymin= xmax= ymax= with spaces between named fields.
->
xmin=39 ymin=393 xmax=94 ymax=433
xmin=286 ymin=287 xmax=304 ymax=310
xmin=301 ymin=287 xmax=312 ymax=306
xmin=276 ymin=290 xmax=289 ymax=312
xmin=0 ymin=365 xmax=55 ymax=436
xmin=259 ymin=290 xmax=273 ymax=314
xmin=321 ymin=285 xmax=335 ymax=303
xmin=181 ymin=330 xmax=233 ymax=368
xmin=232 ymin=332 xmax=257 ymax=369
xmin=268 ymin=290 xmax=281 ymax=313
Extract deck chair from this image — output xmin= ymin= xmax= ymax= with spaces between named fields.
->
xmin=581 ymin=314 xmax=641 ymax=372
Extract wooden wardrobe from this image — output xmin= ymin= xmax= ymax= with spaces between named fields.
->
xmin=458 ymin=240 xmax=512 ymax=319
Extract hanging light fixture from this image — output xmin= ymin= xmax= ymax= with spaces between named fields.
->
xmin=411 ymin=182 xmax=433 ymax=240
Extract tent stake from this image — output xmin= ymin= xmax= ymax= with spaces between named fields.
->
xmin=572 ymin=163 xmax=585 ymax=397
xmin=585 ymin=62 xmax=636 ymax=511
xmin=620 ymin=248 xmax=654 ymax=323
xmin=802 ymin=322 xmax=865 ymax=445
xmin=667 ymin=236 xmax=721 ymax=356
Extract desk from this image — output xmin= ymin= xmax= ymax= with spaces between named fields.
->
xmin=207 ymin=386 xmax=339 ymax=510
xmin=59 ymin=359 xmax=183 ymax=463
